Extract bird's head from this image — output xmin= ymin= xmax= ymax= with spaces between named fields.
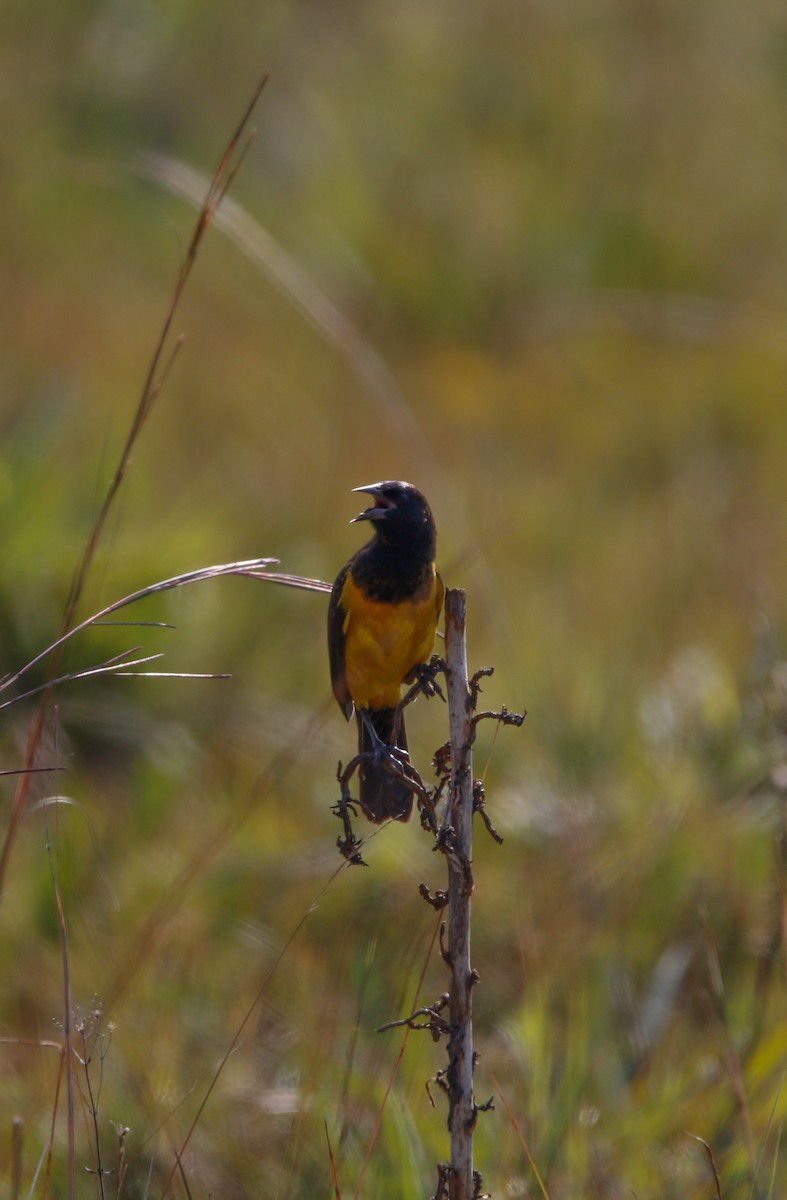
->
xmin=351 ymin=481 xmax=436 ymax=551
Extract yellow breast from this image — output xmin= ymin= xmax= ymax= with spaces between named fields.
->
xmin=340 ymin=570 xmax=442 ymax=711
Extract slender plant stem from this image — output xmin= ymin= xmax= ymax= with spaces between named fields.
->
xmin=444 ymin=589 xmax=475 ymax=1200
xmin=11 ymin=1117 xmax=23 ymax=1200
xmin=45 ymin=818 xmax=75 ymax=1200
xmin=0 ymin=75 xmax=268 ymax=904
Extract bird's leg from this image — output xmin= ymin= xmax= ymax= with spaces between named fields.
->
xmin=358 ymin=708 xmax=386 ymax=760
xmin=357 ymin=705 xmax=415 ymax=782
xmin=356 ymin=708 xmax=434 ymax=817
xmin=357 ymin=705 xmax=405 ymax=763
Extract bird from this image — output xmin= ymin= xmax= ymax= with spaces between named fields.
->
xmin=328 ymin=481 xmax=444 ymax=823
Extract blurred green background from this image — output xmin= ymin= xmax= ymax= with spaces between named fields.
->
xmin=3 ymin=1 xmax=787 ymax=1196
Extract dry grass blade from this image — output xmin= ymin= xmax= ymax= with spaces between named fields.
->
xmin=325 ymin=1121 xmax=343 ymax=1200
xmin=748 ymin=1074 xmax=785 ymax=1200
xmin=160 ymin=855 xmax=353 ymax=1199
xmin=351 ymin=915 xmax=442 ymax=1200
xmin=767 ymin=1120 xmax=783 ymax=1200
xmin=0 ymin=653 xmax=166 ymax=713
xmin=10 ymin=1117 xmax=23 ymax=1200
xmin=2 ymin=655 xmax=230 ymax=714
xmin=0 ymin=75 xmax=269 ymax=903
xmin=687 ymin=1133 xmax=723 ymax=1200
xmin=488 ymin=1069 xmax=551 ymax=1200
xmin=0 ymin=766 xmax=64 ymax=777
xmin=239 ymin=569 xmax=333 ymax=594
xmin=45 ymin=817 xmax=76 ymax=1198
xmin=0 ymin=558 xmax=278 ymax=700
xmin=0 ymin=559 xmax=278 ymax=839
xmin=138 ymin=153 xmax=437 ymax=462
xmin=0 ymin=1036 xmax=63 ymax=1051
xmin=63 ymin=73 xmax=268 ymax=632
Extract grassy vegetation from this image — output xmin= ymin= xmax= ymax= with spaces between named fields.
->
xmin=3 ymin=1 xmax=787 ymax=1195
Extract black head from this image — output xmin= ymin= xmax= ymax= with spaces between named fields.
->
xmin=351 ymin=480 xmax=436 ymax=553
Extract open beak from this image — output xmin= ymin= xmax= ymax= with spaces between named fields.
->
xmin=350 ymin=483 xmax=395 ymax=523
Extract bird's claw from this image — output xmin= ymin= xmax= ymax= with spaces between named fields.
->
xmin=407 ymin=657 xmax=447 ymax=703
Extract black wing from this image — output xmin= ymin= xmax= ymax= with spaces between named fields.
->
xmin=327 ymin=561 xmax=353 ymax=720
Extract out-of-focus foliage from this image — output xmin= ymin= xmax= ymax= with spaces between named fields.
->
xmin=2 ymin=1 xmax=787 ymax=1196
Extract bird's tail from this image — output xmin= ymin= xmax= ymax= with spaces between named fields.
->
xmin=356 ymin=707 xmax=413 ymax=823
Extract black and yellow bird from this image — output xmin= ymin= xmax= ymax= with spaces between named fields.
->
xmin=328 ymin=481 xmax=444 ymax=823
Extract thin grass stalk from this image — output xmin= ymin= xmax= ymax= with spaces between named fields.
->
xmin=325 ymin=1122 xmax=342 ymax=1200
xmin=488 ymin=1069 xmax=550 ymax=1200
xmin=0 ymin=75 xmax=268 ymax=903
xmin=688 ymin=1135 xmax=723 ymax=1200
xmin=355 ymin=916 xmax=442 ymax=1200
xmin=60 ymin=73 xmax=267 ymax=633
xmin=11 ymin=1117 xmax=23 ymax=1200
xmin=767 ymin=1119 xmax=783 ymax=1200
xmin=444 ymin=588 xmax=475 ymax=1200
xmin=45 ymin=817 xmax=76 ymax=1200
xmin=138 ymin=153 xmax=435 ymax=464
xmin=159 ymin=849 xmax=355 ymax=1199
xmin=41 ymin=1038 xmax=66 ymax=1199
xmin=79 ymin=1022 xmax=107 ymax=1200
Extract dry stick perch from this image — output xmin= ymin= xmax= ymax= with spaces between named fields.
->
xmin=442 ymin=588 xmax=477 ymax=1200
xmin=436 ymin=590 xmax=524 ymax=1200
xmin=355 ymin=586 xmax=523 ymax=1196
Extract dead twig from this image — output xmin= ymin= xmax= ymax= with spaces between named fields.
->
xmin=419 ymin=883 xmax=449 ymax=910
xmin=471 ymin=706 xmax=526 ymax=732
xmin=376 ymin=994 xmax=451 ymax=1041
xmin=432 ymin=1163 xmax=451 ymax=1200
xmin=471 ymin=780 xmax=504 ymax=845
xmin=333 ymin=762 xmax=367 ymax=866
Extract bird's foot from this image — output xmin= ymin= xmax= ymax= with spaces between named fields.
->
xmin=404 ymin=655 xmax=447 ymax=704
